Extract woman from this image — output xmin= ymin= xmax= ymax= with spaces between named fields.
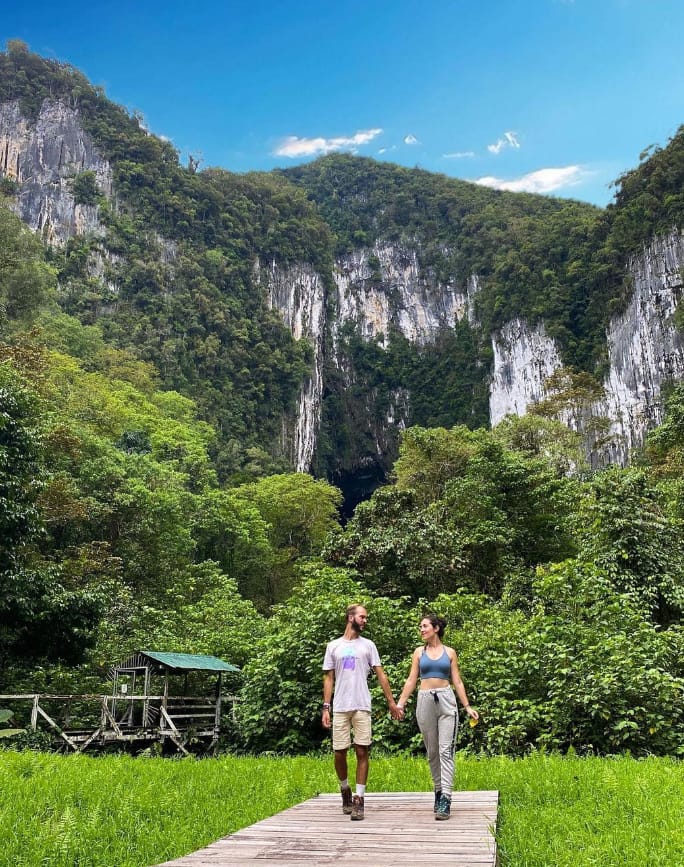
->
xmin=396 ymin=614 xmax=479 ymax=820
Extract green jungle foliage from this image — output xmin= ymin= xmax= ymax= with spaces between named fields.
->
xmin=1 ymin=43 xmax=684 ymax=759
xmin=240 ymin=420 xmax=684 ymax=757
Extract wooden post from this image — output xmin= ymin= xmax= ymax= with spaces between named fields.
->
xmin=112 ymin=672 xmax=118 ymax=722
xmin=36 ymin=705 xmax=79 ymax=751
xmin=31 ymin=694 xmax=38 ymax=730
xmin=129 ymin=670 xmax=137 ymax=725
xmin=214 ymin=673 xmax=223 ymax=732
xmin=142 ymin=666 xmax=151 ymax=727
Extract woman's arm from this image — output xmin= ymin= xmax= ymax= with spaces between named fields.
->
xmin=396 ymin=648 xmax=422 ymax=710
xmin=448 ymin=648 xmax=479 ymax=720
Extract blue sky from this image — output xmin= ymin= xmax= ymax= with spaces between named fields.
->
xmin=3 ymin=0 xmax=684 ymax=207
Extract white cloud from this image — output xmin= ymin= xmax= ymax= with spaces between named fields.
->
xmin=404 ymin=134 xmax=419 ymax=145
xmin=475 ymin=165 xmax=586 ymax=195
xmin=443 ymin=151 xmax=475 ymax=159
xmin=274 ymin=128 xmax=383 ymax=158
xmin=487 ymin=131 xmax=520 ymax=155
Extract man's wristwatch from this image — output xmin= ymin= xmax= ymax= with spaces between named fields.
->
xmin=322 ymin=702 xmax=331 ymax=710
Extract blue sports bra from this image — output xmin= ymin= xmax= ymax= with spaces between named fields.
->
xmin=419 ymin=647 xmax=450 ymax=680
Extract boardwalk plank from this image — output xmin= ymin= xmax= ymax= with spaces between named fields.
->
xmin=156 ymin=791 xmax=498 ymax=867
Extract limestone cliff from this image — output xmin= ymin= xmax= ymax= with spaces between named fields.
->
xmin=490 ymin=231 xmax=684 ymax=463
xmin=333 ymin=242 xmax=477 ymax=346
xmin=0 ymin=99 xmax=111 ymax=244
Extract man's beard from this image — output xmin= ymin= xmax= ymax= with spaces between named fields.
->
xmin=351 ymin=617 xmax=364 ymax=633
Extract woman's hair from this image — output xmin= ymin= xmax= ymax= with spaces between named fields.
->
xmin=422 ymin=613 xmax=447 ymax=638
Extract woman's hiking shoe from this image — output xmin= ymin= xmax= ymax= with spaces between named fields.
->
xmin=433 ymin=790 xmax=442 ymax=813
xmin=350 ymin=795 xmax=365 ymax=820
xmin=435 ymin=793 xmax=451 ymax=820
xmin=341 ymin=786 xmax=353 ymax=815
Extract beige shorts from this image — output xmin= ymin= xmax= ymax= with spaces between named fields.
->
xmin=332 ymin=710 xmax=372 ymax=751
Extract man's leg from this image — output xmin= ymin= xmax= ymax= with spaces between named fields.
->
xmin=354 ymin=743 xmax=369 ymax=786
xmin=350 ymin=711 xmax=371 ymax=821
xmin=332 ymin=713 xmax=353 ymax=814
xmin=334 ymin=749 xmax=349 ymax=783
xmin=350 ymin=744 xmax=368 ymax=820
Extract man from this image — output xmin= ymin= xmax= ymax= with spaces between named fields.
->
xmin=322 ymin=603 xmax=401 ymax=821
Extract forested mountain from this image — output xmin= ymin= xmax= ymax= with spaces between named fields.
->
xmin=1 ymin=42 xmax=684 ymax=757
xmin=4 ymin=40 xmax=684 ymax=502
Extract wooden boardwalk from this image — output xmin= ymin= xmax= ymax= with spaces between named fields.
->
xmin=156 ymin=790 xmax=499 ymax=866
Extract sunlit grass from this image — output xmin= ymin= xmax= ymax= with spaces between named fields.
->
xmin=0 ymin=751 xmax=682 ymax=866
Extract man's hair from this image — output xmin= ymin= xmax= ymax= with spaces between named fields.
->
xmin=346 ymin=603 xmax=363 ymax=622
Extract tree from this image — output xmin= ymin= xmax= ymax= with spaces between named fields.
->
xmin=0 ymin=200 xmax=55 ymax=324
xmin=0 ymin=363 xmax=48 ymax=668
xmin=234 ymin=473 xmax=343 ymax=607
xmin=573 ymin=467 xmax=684 ymax=625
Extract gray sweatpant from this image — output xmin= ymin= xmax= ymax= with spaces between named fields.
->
xmin=415 ymin=687 xmax=459 ymax=796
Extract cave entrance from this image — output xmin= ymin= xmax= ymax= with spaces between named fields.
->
xmin=332 ymin=460 xmax=386 ymax=522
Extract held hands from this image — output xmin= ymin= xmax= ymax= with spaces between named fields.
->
xmin=390 ymin=700 xmax=405 ymax=721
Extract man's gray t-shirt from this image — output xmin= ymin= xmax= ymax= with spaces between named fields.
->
xmin=322 ymin=636 xmax=381 ymax=712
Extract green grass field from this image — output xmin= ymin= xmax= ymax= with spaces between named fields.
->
xmin=0 ymin=751 xmax=682 ymax=866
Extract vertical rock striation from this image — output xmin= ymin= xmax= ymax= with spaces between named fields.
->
xmin=599 ymin=231 xmax=684 ymax=463
xmin=257 ymin=259 xmax=327 ymax=473
xmin=489 ymin=319 xmax=563 ymax=424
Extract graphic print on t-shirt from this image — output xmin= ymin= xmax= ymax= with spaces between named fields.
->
xmin=342 ymin=645 xmax=356 ymax=670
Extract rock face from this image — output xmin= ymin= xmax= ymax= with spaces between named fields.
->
xmin=0 ymin=99 xmax=112 ymax=244
xmin=261 ymin=241 xmax=480 ymax=471
xmin=333 ymin=242 xmax=477 ymax=346
xmin=489 ymin=231 xmax=684 ymax=463
xmin=490 ymin=319 xmax=563 ymax=424
xmin=600 ymin=232 xmax=684 ymax=462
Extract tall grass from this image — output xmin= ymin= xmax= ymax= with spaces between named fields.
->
xmin=0 ymin=751 xmax=682 ymax=866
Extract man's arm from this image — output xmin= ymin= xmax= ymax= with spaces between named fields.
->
xmin=373 ymin=665 xmax=401 ymax=718
xmin=321 ymin=670 xmax=334 ymax=729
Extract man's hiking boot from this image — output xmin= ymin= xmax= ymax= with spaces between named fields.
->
xmin=433 ymin=790 xmax=442 ymax=813
xmin=435 ymin=793 xmax=451 ymax=820
xmin=341 ymin=786 xmax=353 ymax=815
xmin=350 ymin=794 xmax=365 ymax=820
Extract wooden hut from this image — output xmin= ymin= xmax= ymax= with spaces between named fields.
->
xmin=108 ymin=651 xmax=240 ymax=754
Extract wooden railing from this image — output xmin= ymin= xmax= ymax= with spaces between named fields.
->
xmin=0 ymin=693 xmax=236 ymax=754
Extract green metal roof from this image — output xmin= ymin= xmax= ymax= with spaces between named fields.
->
xmin=140 ymin=651 xmax=240 ymax=672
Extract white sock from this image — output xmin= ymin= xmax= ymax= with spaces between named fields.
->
xmin=356 ymin=784 xmax=366 ymax=797
xmin=339 ymin=778 xmax=349 ymax=789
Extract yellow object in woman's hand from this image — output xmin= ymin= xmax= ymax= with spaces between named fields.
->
xmin=469 ymin=716 xmax=479 ymax=727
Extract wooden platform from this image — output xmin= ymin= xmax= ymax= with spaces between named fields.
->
xmin=156 ymin=790 xmax=499 ymax=866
